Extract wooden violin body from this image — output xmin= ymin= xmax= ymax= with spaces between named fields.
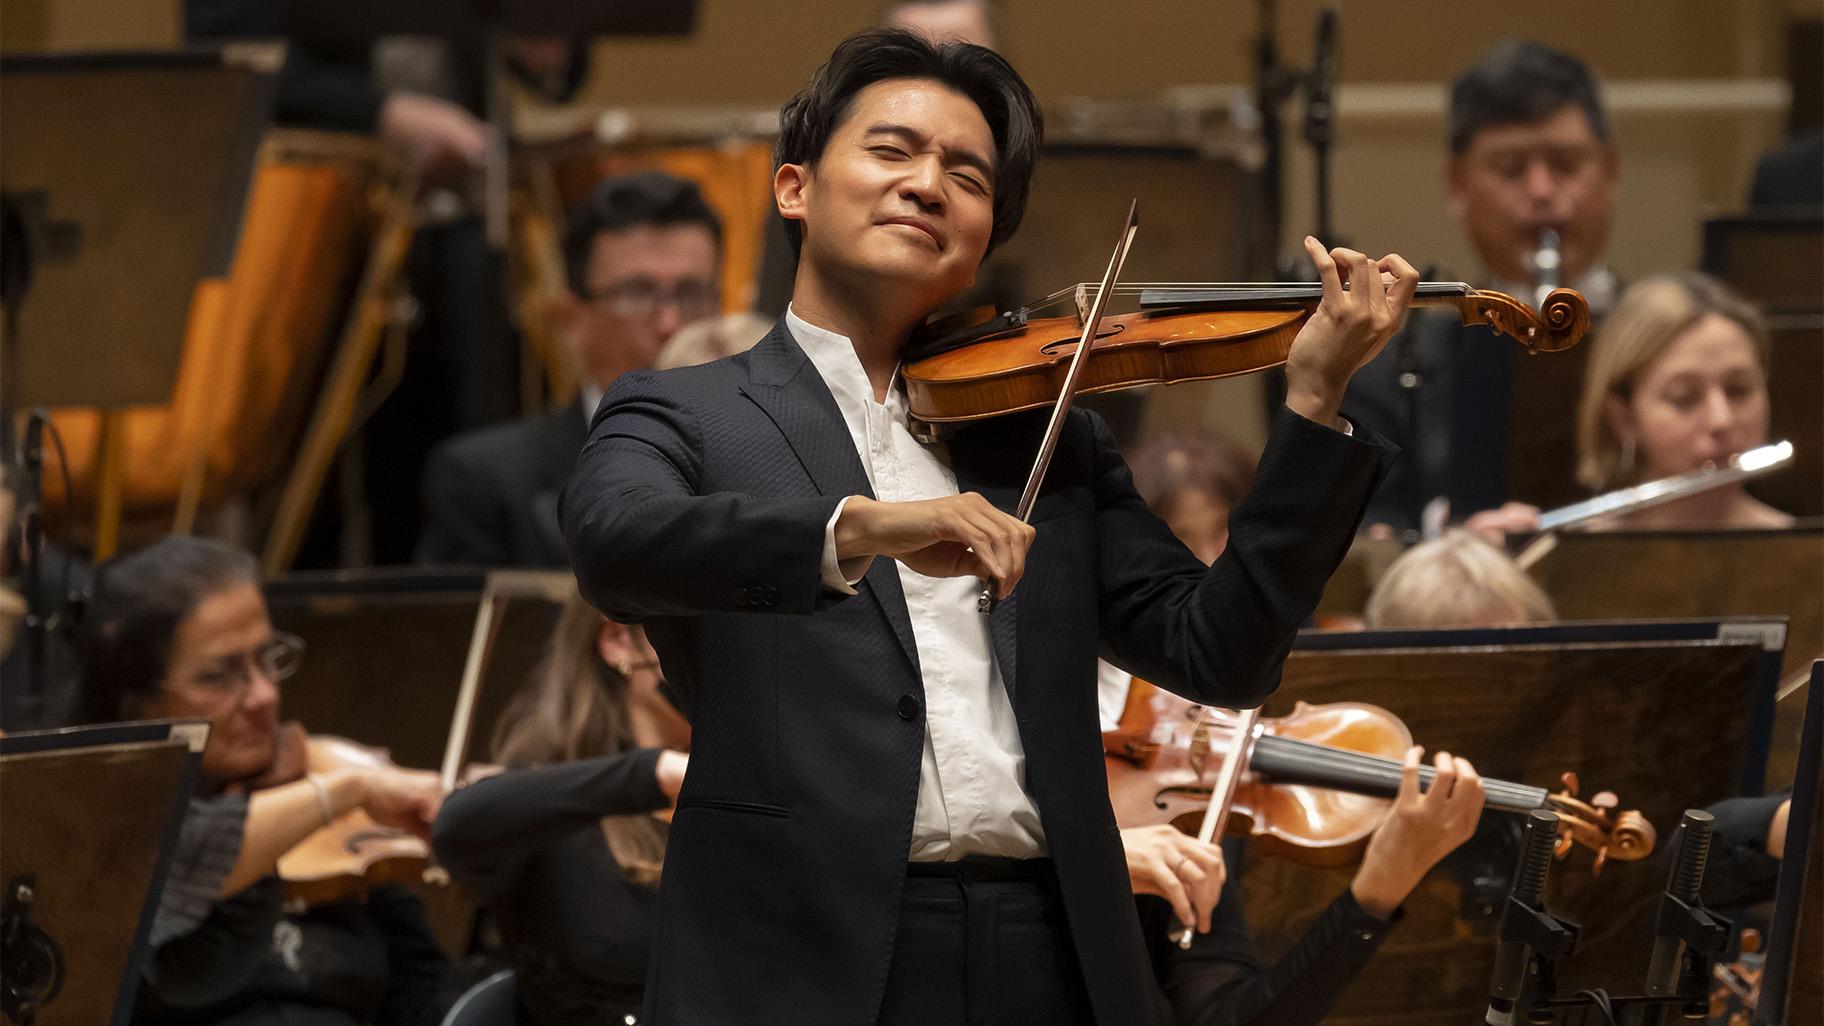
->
xmin=276 ymin=735 xmax=434 ymax=906
xmin=1103 ymin=679 xmax=1655 ymax=870
xmin=904 ymin=283 xmax=1591 ymax=429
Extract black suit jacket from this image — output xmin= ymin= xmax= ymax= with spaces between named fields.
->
xmin=561 ymin=322 xmax=1392 ymax=1025
xmin=417 ymin=400 xmax=588 ymax=567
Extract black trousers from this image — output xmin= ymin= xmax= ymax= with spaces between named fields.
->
xmin=877 ymin=858 xmax=1096 ymax=1026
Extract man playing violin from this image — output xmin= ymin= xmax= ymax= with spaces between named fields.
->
xmin=563 ymin=27 xmax=1415 ymax=1025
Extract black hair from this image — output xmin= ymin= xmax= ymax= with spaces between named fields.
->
xmin=80 ymin=536 xmax=259 ymax=724
xmin=1448 ymin=39 xmax=1608 ymax=155
xmin=563 ymin=171 xmax=724 ymax=295
xmin=773 ymin=27 xmax=1042 ymax=259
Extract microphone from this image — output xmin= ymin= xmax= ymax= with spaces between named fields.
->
xmin=1487 ymin=809 xmax=1573 ymax=1026
xmin=1643 ymin=809 xmax=1728 ymax=1019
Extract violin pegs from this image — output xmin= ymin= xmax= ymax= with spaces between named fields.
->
xmin=1592 ymin=845 xmax=1608 ymax=876
xmin=1559 ymin=770 xmax=1581 ymax=797
xmin=1591 ymin=790 xmax=1619 ymax=811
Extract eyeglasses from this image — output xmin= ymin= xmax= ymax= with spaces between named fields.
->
xmin=170 ymin=632 xmax=305 ymax=702
xmin=583 ymin=277 xmax=720 ymax=320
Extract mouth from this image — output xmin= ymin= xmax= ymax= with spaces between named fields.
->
xmin=881 ymin=217 xmax=944 ymax=248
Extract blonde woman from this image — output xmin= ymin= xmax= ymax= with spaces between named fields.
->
xmin=1364 ymin=529 xmax=1558 ymax=629
xmin=1471 ymin=271 xmax=1791 ymax=538
xmin=431 ymin=593 xmax=689 ymax=1025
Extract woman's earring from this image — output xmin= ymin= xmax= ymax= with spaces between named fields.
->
xmin=615 ymin=659 xmax=633 ymax=677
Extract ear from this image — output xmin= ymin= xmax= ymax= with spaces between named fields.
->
xmin=774 ymin=162 xmax=810 ymax=226
xmin=596 ymin=618 xmax=638 ymax=674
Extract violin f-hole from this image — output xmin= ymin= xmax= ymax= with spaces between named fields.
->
xmin=1039 ymin=322 xmax=1126 ymax=357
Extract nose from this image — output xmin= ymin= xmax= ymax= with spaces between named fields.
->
xmin=654 ymin=300 xmax=684 ymax=341
xmin=1701 ymin=386 xmax=1738 ymax=434
xmin=245 ymin=665 xmax=281 ymax=712
xmin=900 ymin=155 xmax=945 ymax=211
xmin=1522 ymin=158 xmax=1557 ymax=206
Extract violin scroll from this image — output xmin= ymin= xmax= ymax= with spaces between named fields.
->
xmin=1546 ymin=771 xmax=1657 ymax=873
xmin=1467 ymin=286 xmax=1590 ymax=354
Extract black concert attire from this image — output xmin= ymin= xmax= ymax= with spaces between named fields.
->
xmin=1138 ymin=842 xmax=1397 ymax=1026
xmin=416 ymin=399 xmax=589 ymax=567
xmin=560 ymin=317 xmax=1392 ymax=1024
xmin=431 ymin=749 xmax=670 ymax=1026
xmin=1700 ymin=791 xmax=1792 ymax=917
xmin=135 ymin=792 xmax=450 ymax=1026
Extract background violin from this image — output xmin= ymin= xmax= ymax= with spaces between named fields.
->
xmin=1102 ymin=677 xmax=1656 ymax=870
xmin=277 ymin=735 xmax=441 ymax=907
xmin=903 ymin=281 xmax=1591 ymax=430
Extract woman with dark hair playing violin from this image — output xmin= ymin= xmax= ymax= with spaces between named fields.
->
xmin=79 ymin=536 xmax=451 ymax=1026
xmin=431 ymin=592 xmax=690 ymax=1025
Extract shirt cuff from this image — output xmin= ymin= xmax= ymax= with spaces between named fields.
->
xmin=820 ymin=497 xmax=873 ymax=595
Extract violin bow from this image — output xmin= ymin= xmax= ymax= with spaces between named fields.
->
xmin=1169 ymin=705 xmax=1261 ymax=949
xmin=981 ymin=199 xmax=1139 ymax=613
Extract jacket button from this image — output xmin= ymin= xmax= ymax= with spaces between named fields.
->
xmin=897 ymin=693 xmax=921 ymax=720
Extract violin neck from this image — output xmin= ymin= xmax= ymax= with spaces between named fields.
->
xmin=1136 ymin=282 xmax=1475 ymax=310
xmin=1249 ymin=734 xmax=1548 ymax=814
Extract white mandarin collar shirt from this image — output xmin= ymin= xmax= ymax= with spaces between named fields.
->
xmin=787 ymin=306 xmax=1049 ymax=861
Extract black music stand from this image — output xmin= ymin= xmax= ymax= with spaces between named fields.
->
xmin=1752 ymin=660 xmax=1823 ymax=1026
xmin=0 ymin=720 xmax=209 ymax=1025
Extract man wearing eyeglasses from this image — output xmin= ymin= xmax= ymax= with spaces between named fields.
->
xmin=418 ymin=172 xmax=725 ymax=567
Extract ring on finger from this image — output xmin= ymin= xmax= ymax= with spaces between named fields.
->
xmin=1174 ymin=855 xmax=1190 ymax=875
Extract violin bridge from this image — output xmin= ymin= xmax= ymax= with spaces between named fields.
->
xmin=1074 ymin=283 xmax=1091 ymax=324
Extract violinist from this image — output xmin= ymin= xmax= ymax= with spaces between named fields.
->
xmin=562 ymin=27 xmax=1412 ymax=1024
xmin=1467 ymin=272 xmax=1792 ymax=538
xmin=79 ymin=536 xmax=451 ymax=1026
xmin=1100 ymin=451 xmax=1493 ymax=1024
xmin=430 ymin=592 xmax=689 ymax=1026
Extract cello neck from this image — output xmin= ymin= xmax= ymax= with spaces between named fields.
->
xmin=1248 ymin=733 xmax=1549 ymax=814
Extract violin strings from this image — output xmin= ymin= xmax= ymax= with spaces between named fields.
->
xmin=1251 ymin=734 xmax=1547 ymax=810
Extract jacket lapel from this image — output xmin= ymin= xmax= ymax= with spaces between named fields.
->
xmin=740 ymin=323 xmax=921 ymax=676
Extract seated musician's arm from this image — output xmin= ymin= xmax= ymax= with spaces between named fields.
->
xmin=1165 ymin=748 xmax=1480 ymax=1026
xmin=562 ymin=372 xmax=844 ymax=620
xmin=1095 ymin=406 xmax=1392 ymax=709
xmin=432 ymin=749 xmax=680 ymax=901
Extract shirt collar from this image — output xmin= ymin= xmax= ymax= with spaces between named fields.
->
xmin=786 ymin=305 xmax=903 ymax=416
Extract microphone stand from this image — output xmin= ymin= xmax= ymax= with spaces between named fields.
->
xmin=1486 ymin=810 xmax=1579 ymax=1026
xmin=1525 ymin=809 xmax=1731 ymax=1024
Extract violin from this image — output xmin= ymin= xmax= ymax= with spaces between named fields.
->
xmin=903 ymin=279 xmax=1591 ymax=431
xmin=1102 ymin=678 xmax=1656 ymax=872
xmin=276 ymin=735 xmax=440 ymax=907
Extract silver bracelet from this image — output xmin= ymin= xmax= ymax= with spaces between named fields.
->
xmin=306 ymin=772 xmax=335 ymax=829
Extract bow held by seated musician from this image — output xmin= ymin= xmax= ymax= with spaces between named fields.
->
xmin=561 ymin=26 xmax=1419 ymax=1025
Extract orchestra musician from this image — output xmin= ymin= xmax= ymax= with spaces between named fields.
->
xmin=561 ymin=27 xmax=1414 ymax=1024
xmin=417 ymin=173 xmax=725 ymax=568
xmin=431 ymin=592 xmax=690 ymax=1026
xmin=1362 ymin=530 xmax=1557 ymax=629
xmin=1344 ymin=39 xmax=1622 ymax=532
xmin=1467 ymin=271 xmax=1793 ymax=538
xmin=1095 ymin=438 xmax=1496 ymax=1023
xmin=78 ymin=536 xmax=450 ymax=1025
